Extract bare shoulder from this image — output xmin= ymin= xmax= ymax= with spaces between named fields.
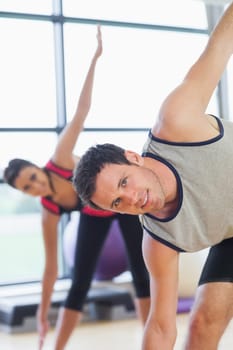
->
xmin=50 ymin=154 xmax=79 ymax=170
xmin=152 ymin=110 xmax=220 ymax=143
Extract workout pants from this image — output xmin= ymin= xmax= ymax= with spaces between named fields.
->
xmin=199 ymin=237 xmax=233 ymax=285
xmin=64 ymin=213 xmax=150 ymax=311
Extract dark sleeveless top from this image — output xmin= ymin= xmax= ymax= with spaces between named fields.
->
xmin=40 ymin=160 xmax=115 ymax=218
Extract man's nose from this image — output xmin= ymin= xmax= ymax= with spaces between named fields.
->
xmin=124 ymin=189 xmax=138 ymax=206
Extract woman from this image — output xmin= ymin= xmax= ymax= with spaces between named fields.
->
xmin=4 ymin=26 xmax=150 ymax=350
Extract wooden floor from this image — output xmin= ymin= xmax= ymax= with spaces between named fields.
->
xmin=1 ymin=314 xmax=233 ymax=350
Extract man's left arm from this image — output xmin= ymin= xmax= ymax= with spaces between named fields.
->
xmin=142 ymin=233 xmax=179 ymax=350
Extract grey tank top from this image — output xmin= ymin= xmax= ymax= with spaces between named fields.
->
xmin=141 ymin=116 xmax=233 ymax=252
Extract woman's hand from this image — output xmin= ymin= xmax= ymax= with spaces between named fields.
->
xmin=37 ymin=306 xmax=50 ymax=349
xmin=94 ymin=25 xmax=103 ymax=59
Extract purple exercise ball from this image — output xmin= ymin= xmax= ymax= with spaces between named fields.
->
xmin=63 ymin=214 xmax=129 ymax=281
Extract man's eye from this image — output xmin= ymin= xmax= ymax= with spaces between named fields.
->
xmin=114 ymin=198 xmax=121 ymax=208
xmin=121 ymin=178 xmax=127 ymax=187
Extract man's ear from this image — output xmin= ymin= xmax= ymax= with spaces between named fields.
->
xmin=124 ymin=150 xmax=144 ymax=165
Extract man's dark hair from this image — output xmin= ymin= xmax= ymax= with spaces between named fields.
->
xmin=3 ymin=158 xmax=36 ymax=187
xmin=73 ymin=143 xmax=130 ymax=209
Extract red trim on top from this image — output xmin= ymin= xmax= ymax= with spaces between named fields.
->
xmin=45 ymin=160 xmax=73 ymax=179
xmin=41 ymin=197 xmax=60 ymax=215
xmin=81 ymin=205 xmax=116 ymax=217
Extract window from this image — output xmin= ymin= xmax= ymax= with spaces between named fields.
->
xmin=0 ymin=19 xmax=56 ymax=128
xmin=65 ymin=25 xmax=211 ymax=129
xmin=63 ymin=0 xmax=207 ymax=28
xmin=0 ymin=0 xmax=52 ymax=14
xmin=0 ymin=184 xmax=43 ymax=284
xmin=0 ymin=133 xmax=57 ymax=169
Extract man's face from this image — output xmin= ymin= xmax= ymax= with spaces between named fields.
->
xmin=91 ymin=161 xmax=166 ymax=215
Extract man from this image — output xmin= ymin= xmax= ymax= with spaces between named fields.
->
xmin=73 ymin=3 xmax=233 ymax=350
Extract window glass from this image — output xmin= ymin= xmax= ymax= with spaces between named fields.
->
xmin=0 ymin=19 xmax=56 ymax=128
xmin=0 ymin=183 xmax=65 ymax=284
xmin=0 ymin=0 xmax=52 ymax=14
xmin=0 ymin=132 xmax=58 ymax=174
xmin=0 ymin=183 xmax=44 ymax=284
xmin=63 ymin=0 xmax=207 ymax=29
xmin=65 ymin=25 xmax=216 ymax=129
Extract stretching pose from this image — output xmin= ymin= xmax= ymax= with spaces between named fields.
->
xmin=74 ymin=5 xmax=233 ymax=350
xmin=4 ymin=27 xmax=150 ymax=350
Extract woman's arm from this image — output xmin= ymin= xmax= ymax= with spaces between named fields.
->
xmin=37 ymin=209 xmax=60 ymax=349
xmin=53 ymin=26 xmax=103 ymax=168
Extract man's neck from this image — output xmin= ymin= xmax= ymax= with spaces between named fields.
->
xmin=144 ymin=156 xmax=178 ymax=218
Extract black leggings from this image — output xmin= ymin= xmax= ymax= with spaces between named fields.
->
xmin=198 ymin=237 xmax=233 ymax=286
xmin=64 ymin=213 xmax=150 ymax=311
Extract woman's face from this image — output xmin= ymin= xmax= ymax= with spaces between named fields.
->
xmin=14 ymin=166 xmax=51 ymax=197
